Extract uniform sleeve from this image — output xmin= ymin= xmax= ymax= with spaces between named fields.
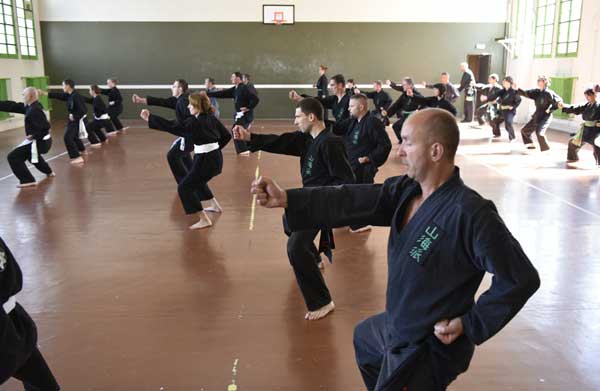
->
xmin=83 ymin=96 xmax=94 ymax=104
xmin=448 ymin=84 xmax=460 ymax=102
xmin=366 ymin=118 xmax=392 ymax=168
xmin=0 ymin=100 xmax=26 ymax=114
xmin=112 ymin=89 xmax=123 ymax=105
xmin=382 ymin=92 xmax=393 ymax=110
xmin=513 ymin=93 xmax=522 ymax=108
xmin=215 ymin=118 xmax=232 ymax=149
xmin=27 ymin=108 xmax=51 ymax=139
xmin=72 ymin=95 xmax=88 ymax=120
xmin=389 ymin=82 xmax=404 ymax=92
xmin=249 ymin=131 xmax=308 ymax=157
xmin=100 ymin=88 xmax=110 ymax=95
xmin=561 ymin=103 xmax=587 ymax=115
xmin=48 ymin=92 xmax=69 ymax=101
xmin=331 ymin=118 xmax=352 ymax=136
xmin=310 ymin=95 xmax=336 ymax=110
xmin=409 ymin=94 xmax=434 ymax=108
xmin=486 ymin=90 xmax=500 ymax=102
xmin=148 ymin=114 xmax=187 ymax=137
xmin=0 ymin=241 xmax=23 ymax=356
xmin=206 ymin=87 xmax=235 ymax=99
xmin=386 ymin=97 xmax=402 ymax=117
xmin=365 ymin=91 xmax=376 ymax=100
xmin=284 ymin=176 xmax=405 ymax=230
xmin=246 ymin=88 xmax=260 ymax=110
xmin=146 ymin=95 xmax=178 ymax=109
xmin=517 ymin=88 xmax=537 ymax=99
xmin=322 ymin=139 xmax=355 ymax=186
xmin=461 ymin=202 xmax=541 ymax=345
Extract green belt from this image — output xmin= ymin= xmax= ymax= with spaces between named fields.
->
xmin=572 ymin=121 xmax=598 ymax=147
xmin=583 ymin=120 xmax=598 ymax=127
xmin=401 ymin=110 xmax=416 ymax=117
xmin=500 ymin=105 xmax=513 ymax=110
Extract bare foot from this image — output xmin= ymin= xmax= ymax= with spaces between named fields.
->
xmin=189 ymin=211 xmax=213 ymax=230
xmin=204 ymin=198 xmax=223 ymax=213
xmin=305 ymin=301 xmax=335 ymax=321
xmin=47 ymin=172 xmax=56 ymax=178
xmin=80 ymin=150 xmax=89 ymax=155
xmin=318 ymin=261 xmax=325 ymax=272
xmin=17 ymin=182 xmax=37 ymax=188
xmin=238 ymin=151 xmax=251 ymax=156
xmin=349 ymin=225 xmax=372 ymax=233
xmin=107 ymin=132 xmax=118 ymax=137
xmin=70 ymin=157 xmax=85 ymax=164
xmin=90 ymin=144 xmax=102 ymax=149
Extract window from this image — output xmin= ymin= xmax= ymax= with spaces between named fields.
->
xmin=15 ymin=0 xmax=36 ymax=59
xmin=556 ymin=0 xmax=582 ymax=57
xmin=0 ymin=0 xmax=18 ymax=59
xmin=534 ymin=0 xmax=557 ymax=58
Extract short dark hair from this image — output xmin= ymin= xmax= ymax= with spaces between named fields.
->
xmin=90 ymin=85 xmax=101 ymax=94
xmin=331 ymin=74 xmax=345 ymax=86
xmin=402 ymin=77 xmax=414 ymax=87
xmin=441 ymin=72 xmax=449 ymax=77
xmin=233 ymin=72 xmax=243 ymax=79
xmin=206 ymin=77 xmax=215 ymax=84
xmin=503 ymin=76 xmax=514 ymax=84
xmin=347 ymin=78 xmax=355 ymax=84
xmin=584 ymin=88 xmax=596 ymax=96
xmin=489 ymin=73 xmax=499 ymax=81
xmin=242 ymin=73 xmax=251 ymax=81
xmin=297 ymin=97 xmax=325 ymax=121
xmin=108 ymin=77 xmax=118 ymax=84
xmin=433 ymin=83 xmax=447 ymax=97
xmin=374 ymin=80 xmax=383 ymax=86
xmin=176 ymin=79 xmax=189 ymax=93
xmin=63 ymin=79 xmax=75 ymax=89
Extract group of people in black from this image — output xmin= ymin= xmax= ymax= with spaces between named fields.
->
xmin=0 ymin=61 xmax=599 ymax=390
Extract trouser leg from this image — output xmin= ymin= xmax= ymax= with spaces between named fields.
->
xmin=7 ymin=144 xmax=36 ymax=184
xmin=286 ymin=229 xmax=332 ymax=311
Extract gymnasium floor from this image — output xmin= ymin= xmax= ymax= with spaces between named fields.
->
xmin=1 ymin=120 xmax=599 ymax=390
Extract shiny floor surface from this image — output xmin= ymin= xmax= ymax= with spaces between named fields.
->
xmin=1 ymin=120 xmax=599 ymax=390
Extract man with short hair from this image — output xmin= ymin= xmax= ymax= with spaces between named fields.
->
xmin=0 ymin=87 xmax=55 ymax=187
xmin=251 ymin=108 xmax=540 ymax=390
xmin=207 ymin=71 xmax=260 ymax=155
xmin=291 ymin=74 xmax=351 ymax=124
xmin=205 ymin=78 xmax=220 ymax=119
xmin=384 ymin=77 xmax=424 ymax=142
xmin=474 ymin=73 xmax=502 ymax=128
xmin=47 ymin=79 xmax=88 ymax=164
xmin=354 ymin=81 xmax=392 ymax=124
xmin=234 ymin=98 xmax=355 ymax=321
xmin=132 ymin=79 xmax=194 ymax=182
xmin=423 ymin=72 xmax=459 ymax=105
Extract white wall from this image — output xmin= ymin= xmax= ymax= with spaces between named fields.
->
xmin=506 ymin=0 xmax=600 ymax=132
xmin=39 ymin=0 xmax=508 ymax=23
xmin=0 ymin=0 xmax=46 ymax=132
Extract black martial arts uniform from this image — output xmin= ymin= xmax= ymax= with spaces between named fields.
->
xmin=425 ymin=83 xmax=459 ymax=104
xmin=248 ymin=128 xmax=355 ymax=311
xmin=83 ymin=95 xmax=115 ymax=145
xmin=364 ymin=90 xmax=392 ymax=124
xmin=562 ymin=101 xmax=600 ymax=165
xmin=148 ymin=112 xmax=232 ymax=214
xmin=145 ymin=93 xmax=194 ymax=183
xmin=409 ymin=92 xmax=458 ymax=117
xmin=332 ymin=111 xmax=391 ymax=184
xmin=458 ymin=69 xmax=476 ymax=122
xmin=517 ymin=88 xmax=562 ymax=151
xmin=48 ymin=91 xmax=88 ymax=159
xmin=487 ymin=87 xmax=522 ymax=140
xmin=0 ymin=237 xmax=60 ymax=390
xmin=0 ymin=100 xmax=53 ymax=184
xmin=100 ymin=86 xmax=124 ymax=131
xmin=387 ymin=82 xmax=424 ymax=142
xmin=207 ymin=83 xmax=260 ymax=154
xmin=475 ymin=84 xmax=502 ymax=126
xmin=316 ymin=74 xmax=329 ymax=98
xmin=283 ymin=168 xmax=540 ymax=391
xmin=303 ymin=93 xmax=351 ymax=124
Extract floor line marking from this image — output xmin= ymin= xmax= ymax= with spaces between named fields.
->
xmin=249 ymin=151 xmax=262 ymax=231
xmin=227 ymin=358 xmax=240 ymax=391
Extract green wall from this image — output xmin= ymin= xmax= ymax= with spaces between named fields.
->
xmin=41 ymin=21 xmax=506 ymax=119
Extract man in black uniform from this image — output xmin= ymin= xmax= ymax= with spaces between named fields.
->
xmin=474 ymin=74 xmax=502 ymax=128
xmin=423 ymin=72 xmax=459 ymax=106
xmin=483 ymin=76 xmax=521 ymax=141
xmin=354 ymin=81 xmax=392 ymax=124
xmin=47 ymin=79 xmax=88 ymax=164
xmin=251 ymin=108 xmax=540 ymax=390
xmin=516 ymin=76 xmax=563 ymax=151
xmin=458 ymin=62 xmax=476 ymax=123
xmin=83 ymin=85 xmax=115 ymax=147
xmin=407 ymin=84 xmax=458 ymax=116
xmin=0 ymin=87 xmax=54 ymax=188
xmin=100 ymin=77 xmax=126 ymax=134
xmin=0 ymin=236 xmax=60 ymax=390
xmin=559 ymin=88 xmax=600 ymax=166
xmin=233 ymin=98 xmax=355 ymax=321
xmin=206 ymin=71 xmax=260 ymax=156
xmin=333 ymin=94 xmax=392 ymax=233
xmin=316 ymin=65 xmax=329 ymax=98
xmin=291 ymin=74 xmax=351 ymax=124
xmin=132 ymin=79 xmax=193 ymax=183
xmin=383 ymin=78 xmax=424 ymax=142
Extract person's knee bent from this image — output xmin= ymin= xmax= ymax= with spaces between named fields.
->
xmin=7 ymin=149 xmax=20 ymax=163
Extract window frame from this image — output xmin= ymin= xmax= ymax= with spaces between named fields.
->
xmin=555 ymin=0 xmax=582 ymax=58
xmin=0 ymin=0 xmax=19 ymax=59
xmin=534 ymin=0 xmax=558 ymax=59
xmin=14 ymin=0 xmax=37 ymax=60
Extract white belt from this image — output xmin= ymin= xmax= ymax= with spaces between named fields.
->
xmin=17 ymin=134 xmax=51 ymax=164
xmin=3 ymin=295 xmax=16 ymax=314
xmin=94 ymin=113 xmax=111 ymax=121
xmin=235 ymin=111 xmax=245 ymax=120
xmin=79 ymin=115 xmax=88 ymax=139
xmin=194 ymin=142 xmax=219 ymax=154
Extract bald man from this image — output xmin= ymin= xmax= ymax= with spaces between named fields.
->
xmin=251 ymin=108 xmax=540 ymax=390
xmin=0 ymin=87 xmax=55 ymax=188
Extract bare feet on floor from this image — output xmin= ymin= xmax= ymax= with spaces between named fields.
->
xmin=17 ymin=182 xmax=37 ymax=188
xmin=204 ymin=198 xmax=223 ymax=213
xmin=47 ymin=172 xmax=56 ymax=178
xmin=305 ymin=301 xmax=335 ymax=321
xmin=350 ymin=225 xmax=372 ymax=233
xmin=70 ymin=157 xmax=85 ymax=164
xmin=239 ymin=151 xmax=251 ymax=156
xmin=90 ymin=144 xmax=102 ymax=149
xmin=189 ymin=211 xmax=213 ymax=230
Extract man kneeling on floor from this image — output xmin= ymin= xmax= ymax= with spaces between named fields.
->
xmin=251 ymin=108 xmax=540 ymax=390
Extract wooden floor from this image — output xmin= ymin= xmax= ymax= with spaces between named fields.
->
xmin=1 ymin=119 xmax=599 ymax=390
